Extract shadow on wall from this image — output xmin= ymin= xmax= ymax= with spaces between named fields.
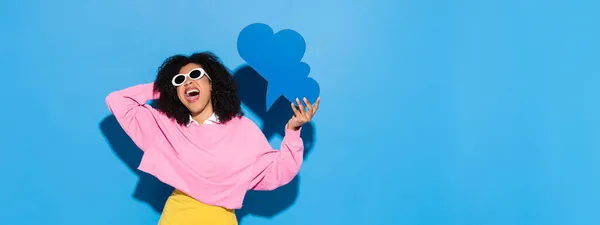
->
xmin=100 ymin=114 xmax=174 ymax=213
xmin=97 ymin=66 xmax=316 ymax=223
xmin=233 ymin=65 xmax=316 ymax=223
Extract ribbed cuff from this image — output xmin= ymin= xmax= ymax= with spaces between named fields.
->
xmin=284 ymin=124 xmax=302 ymax=138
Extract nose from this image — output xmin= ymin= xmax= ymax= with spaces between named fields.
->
xmin=184 ymin=80 xmax=193 ymax=86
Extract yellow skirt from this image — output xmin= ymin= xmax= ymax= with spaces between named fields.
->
xmin=158 ymin=189 xmax=238 ymax=225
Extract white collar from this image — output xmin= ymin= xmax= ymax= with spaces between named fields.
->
xmin=187 ymin=113 xmax=220 ymax=127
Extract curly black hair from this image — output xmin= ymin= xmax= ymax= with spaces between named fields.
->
xmin=153 ymin=51 xmax=242 ymax=126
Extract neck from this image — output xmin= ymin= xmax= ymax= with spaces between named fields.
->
xmin=191 ymin=102 xmax=214 ymax=124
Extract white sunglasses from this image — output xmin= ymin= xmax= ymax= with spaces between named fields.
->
xmin=171 ymin=68 xmax=211 ymax=86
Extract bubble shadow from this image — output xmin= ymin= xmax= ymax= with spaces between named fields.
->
xmin=99 ymin=115 xmax=174 ymax=213
xmin=233 ymin=65 xmax=316 ymax=223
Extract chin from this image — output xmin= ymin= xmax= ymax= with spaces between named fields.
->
xmin=189 ymin=108 xmax=205 ymax=115
xmin=186 ymin=102 xmax=208 ymax=115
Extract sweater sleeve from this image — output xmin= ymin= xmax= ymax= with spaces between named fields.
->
xmin=105 ymin=83 xmax=166 ymax=151
xmin=248 ymin=120 xmax=305 ymax=191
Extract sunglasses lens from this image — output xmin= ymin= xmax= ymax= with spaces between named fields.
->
xmin=173 ymin=75 xmax=186 ymax=85
xmin=189 ymin=70 xmax=202 ymax=79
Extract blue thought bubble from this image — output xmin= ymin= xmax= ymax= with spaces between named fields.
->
xmin=237 ymin=23 xmax=320 ymax=110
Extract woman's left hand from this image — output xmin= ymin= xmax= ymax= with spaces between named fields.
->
xmin=288 ymin=97 xmax=321 ymax=130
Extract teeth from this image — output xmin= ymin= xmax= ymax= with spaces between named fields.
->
xmin=186 ymin=89 xmax=199 ymax=94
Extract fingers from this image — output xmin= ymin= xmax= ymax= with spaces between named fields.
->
xmin=313 ymin=97 xmax=320 ymax=114
xmin=303 ymin=97 xmax=314 ymax=118
xmin=292 ymin=97 xmax=320 ymax=126
xmin=295 ymin=98 xmax=306 ymax=118
xmin=291 ymin=102 xmax=301 ymax=118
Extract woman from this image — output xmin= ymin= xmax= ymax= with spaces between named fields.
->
xmin=105 ymin=52 xmax=320 ymax=225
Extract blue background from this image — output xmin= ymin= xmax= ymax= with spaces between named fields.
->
xmin=1 ymin=0 xmax=599 ymax=225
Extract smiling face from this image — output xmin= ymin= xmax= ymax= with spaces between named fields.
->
xmin=153 ymin=52 xmax=242 ymax=126
xmin=174 ymin=63 xmax=213 ymax=117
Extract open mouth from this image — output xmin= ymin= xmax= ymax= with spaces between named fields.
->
xmin=184 ymin=88 xmax=200 ymax=103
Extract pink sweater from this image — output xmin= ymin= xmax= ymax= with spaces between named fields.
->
xmin=105 ymin=83 xmax=304 ymax=209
